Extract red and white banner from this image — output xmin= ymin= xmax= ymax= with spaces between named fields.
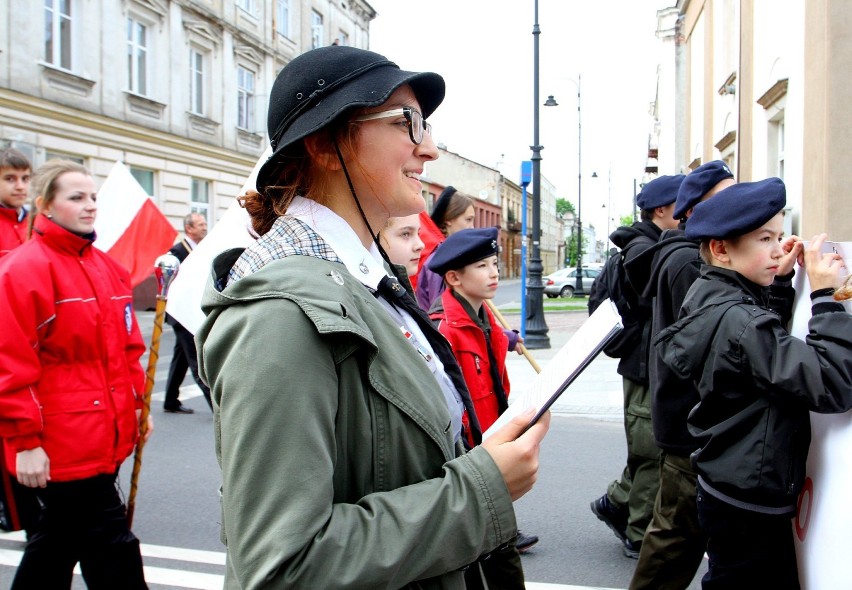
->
xmin=792 ymin=241 xmax=851 ymax=590
xmin=94 ymin=161 xmax=177 ymax=287
xmin=165 ymin=149 xmax=269 ymax=334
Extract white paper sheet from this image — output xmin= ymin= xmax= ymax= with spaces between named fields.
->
xmin=482 ymin=299 xmax=623 ymax=440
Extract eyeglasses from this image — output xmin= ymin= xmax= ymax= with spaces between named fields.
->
xmin=353 ymin=106 xmax=432 ymax=145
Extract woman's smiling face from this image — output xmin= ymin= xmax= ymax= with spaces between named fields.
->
xmin=349 ymin=85 xmax=439 ymax=221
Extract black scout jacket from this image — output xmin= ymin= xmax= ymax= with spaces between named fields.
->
xmin=654 ymin=266 xmax=852 ymax=513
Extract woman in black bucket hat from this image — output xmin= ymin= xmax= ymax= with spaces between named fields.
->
xmin=195 ymin=46 xmax=549 ymax=589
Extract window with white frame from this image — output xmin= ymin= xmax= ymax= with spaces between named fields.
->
xmin=127 ymin=18 xmax=148 ymax=95
xmin=191 ymin=178 xmax=210 ymax=223
xmin=237 ymin=0 xmax=255 ymax=15
xmin=276 ymin=0 xmax=290 ymax=37
xmin=44 ymin=0 xmax=72 ymax=70
xmin=311 ymin=11 xmax=324 ymax=49
xmin=237 ymin=66 xmax=255 ymax=131
xmin=337 ymin=31 xmax=349 ymax=46
xmin=189 ymin=48 xmax=205 ymax=115
xmin=777 ymin=118 xmax=786 ymax=180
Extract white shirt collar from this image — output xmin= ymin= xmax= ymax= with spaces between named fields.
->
xmin=287 ymin=196 xmax=388 ymax=290
xmin=185 ymin=236 xmax=198 ymax=250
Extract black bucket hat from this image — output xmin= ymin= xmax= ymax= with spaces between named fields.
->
xmin=256 ymin=45 xmax=445 ymax=193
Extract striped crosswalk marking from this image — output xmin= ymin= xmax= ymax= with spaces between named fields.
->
xmin=1 ymin=532 xmax=617 ymax=590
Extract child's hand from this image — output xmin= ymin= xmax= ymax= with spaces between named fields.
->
xmin=514 ymin=335 xmax=525 ymax=355
xmin=803 ymin=234 xmax=846 ymax=292
xmin=778 ymin=235 xmax=804 ymax=276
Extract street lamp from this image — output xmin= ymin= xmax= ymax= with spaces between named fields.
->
xmin=544 ymin=75 xmax=589 ymax=297
xmin=524 ymin=0 xmax=550 ymax=349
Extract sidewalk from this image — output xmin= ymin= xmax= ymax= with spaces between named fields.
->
xmin=499 ymin=310 xmax=624 ymax=422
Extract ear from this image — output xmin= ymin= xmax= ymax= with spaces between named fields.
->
xmin=444 ymin=269 xmax=462 ymax=288
xmin=303 ymin=134 xmax=342 ymax=171
xmin=34 ymin=195 xmax=46 ymax=214
xmin=708 ymin=239 xmax=731 ymax=264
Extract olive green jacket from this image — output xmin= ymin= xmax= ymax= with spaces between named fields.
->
xmin=197 ymin=250 xmax=517 ymax=589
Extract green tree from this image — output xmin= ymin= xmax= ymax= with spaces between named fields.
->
xmin=564 ymin=230 xmax=588 ymax=267
xmin=556 ymin=198 xmax=575 ymax=217
xmin=619 ymin=214 xmax=634 ymax=227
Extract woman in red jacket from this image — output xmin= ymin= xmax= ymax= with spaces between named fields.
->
xmin=0 ymin=159 xmax=150 ymax=589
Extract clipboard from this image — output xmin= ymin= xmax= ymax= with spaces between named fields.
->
xmin=482 ymin=299 xmax=623 ymax=440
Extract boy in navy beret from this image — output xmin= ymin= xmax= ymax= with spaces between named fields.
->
xmin=630 ymin=160 xmax=735 ymax=587
xmin=428 ymin=227 xmax=539 ymax=554
xmin=654 ymin=177 xmax=852 ymax=588
xmin=589 ymin=173 xmax=684 ymax=559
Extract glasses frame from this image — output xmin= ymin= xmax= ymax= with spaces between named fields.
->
xmin=353 ymin=106 xmax=431 ymax=145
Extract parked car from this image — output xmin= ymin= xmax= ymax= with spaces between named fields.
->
xmin=544 ymin=267 xmax=601 ymax=298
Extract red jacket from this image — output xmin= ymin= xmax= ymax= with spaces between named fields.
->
xmin=0 ymin=215 xmax=146 ymax=482
xmin=0 ymin=207 xmax=27 ymax=257
xmin=431 ymin=290 xmax=510 ymax=436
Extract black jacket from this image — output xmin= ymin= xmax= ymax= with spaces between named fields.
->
xmin=609 ymin=220 xmax=663 ymax=384
xmin=634 ymin=228 xmax=703 ymax=455
xmin=654 ymin=266 xmax=852 ymax=513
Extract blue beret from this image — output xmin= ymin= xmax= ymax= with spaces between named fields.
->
xmin=685 ymin=177 xmax=786 ymax=240
xmin=428 ymin=227 xmax=499 ymax=275
xmin=636 ymin=175 xmax=685 ymax=210
xmin=674 ymin=160 xmax=734 ymax=219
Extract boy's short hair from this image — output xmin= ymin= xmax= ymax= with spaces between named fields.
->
xmin=686 ymin=177 xmax=785 ymax=240
xmin=0 ymin=148 xmax=31 ymax=171
xmin=427 ymin=227 xmax=499 ymax=276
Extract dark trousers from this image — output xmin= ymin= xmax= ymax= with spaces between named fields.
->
xmin=11 ymin=473 xmax=147 ymax=590
xmin=164 ymin=320 xmax=211 ymax=411
xmin=607 ymin=377 xmax=660 ymax=542
xmin=697 ymin=482 xmax=799 ymax=590
xmin=630 ymin=452 xmax=706 ymax=590
xmin=463 ymin=542 xmax=524 ymax=590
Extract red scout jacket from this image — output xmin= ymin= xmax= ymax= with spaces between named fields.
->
xmin=0 ymin=215 xmax=145 ymax=482
xmin=0 ymin=207 xmax=27 ymax=257
xmin=432 ymin=290 xmax=510 ymax=436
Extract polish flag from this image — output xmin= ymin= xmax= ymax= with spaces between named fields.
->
xmin=165 ymin=149 xmax=269 ymax=334
xmin=94 ymin=161 xmax=177 ymax=287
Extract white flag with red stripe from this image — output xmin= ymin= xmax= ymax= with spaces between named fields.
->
xmin=94 ymin=161 xmax=177 ymax=287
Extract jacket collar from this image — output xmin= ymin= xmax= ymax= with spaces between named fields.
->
xmin=0 ymin=206 xmax=27 ymax=223
xmin=32 ymin=214 xmax=95 ymax=257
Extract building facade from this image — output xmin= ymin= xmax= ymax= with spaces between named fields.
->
xmin=0 ymin=0 xmax=375 ymax=232
xmin=653 ymin=0 xmax=851 ymax=240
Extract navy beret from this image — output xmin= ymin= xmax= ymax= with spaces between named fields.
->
xmin=685 ymin=177 xmax=786 ymax=240
xmin=430 ymin=186 xmax=457 ymax=225
xmin=674 ymin=160 xmax=734 ymax=219
xmin=427 ymin=227 xmax=499 ymax=275
xmin=635 ymin=175 xmax=685 ymax=210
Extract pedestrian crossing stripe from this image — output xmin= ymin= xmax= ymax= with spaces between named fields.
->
xmin=0 ymin=531 xmax=617 ymax=590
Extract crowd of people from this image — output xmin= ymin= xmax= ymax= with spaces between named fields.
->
xmin=588 ymin=160 xmax=851 ymax=589
xmin=0 ymin=44 xmax=849 ymax=590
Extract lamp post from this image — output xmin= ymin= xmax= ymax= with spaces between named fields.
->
xmin=525 ymin=0 xmax=550 ymax=349
xmin=544 ymin=73 xmax=586 ymax=297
